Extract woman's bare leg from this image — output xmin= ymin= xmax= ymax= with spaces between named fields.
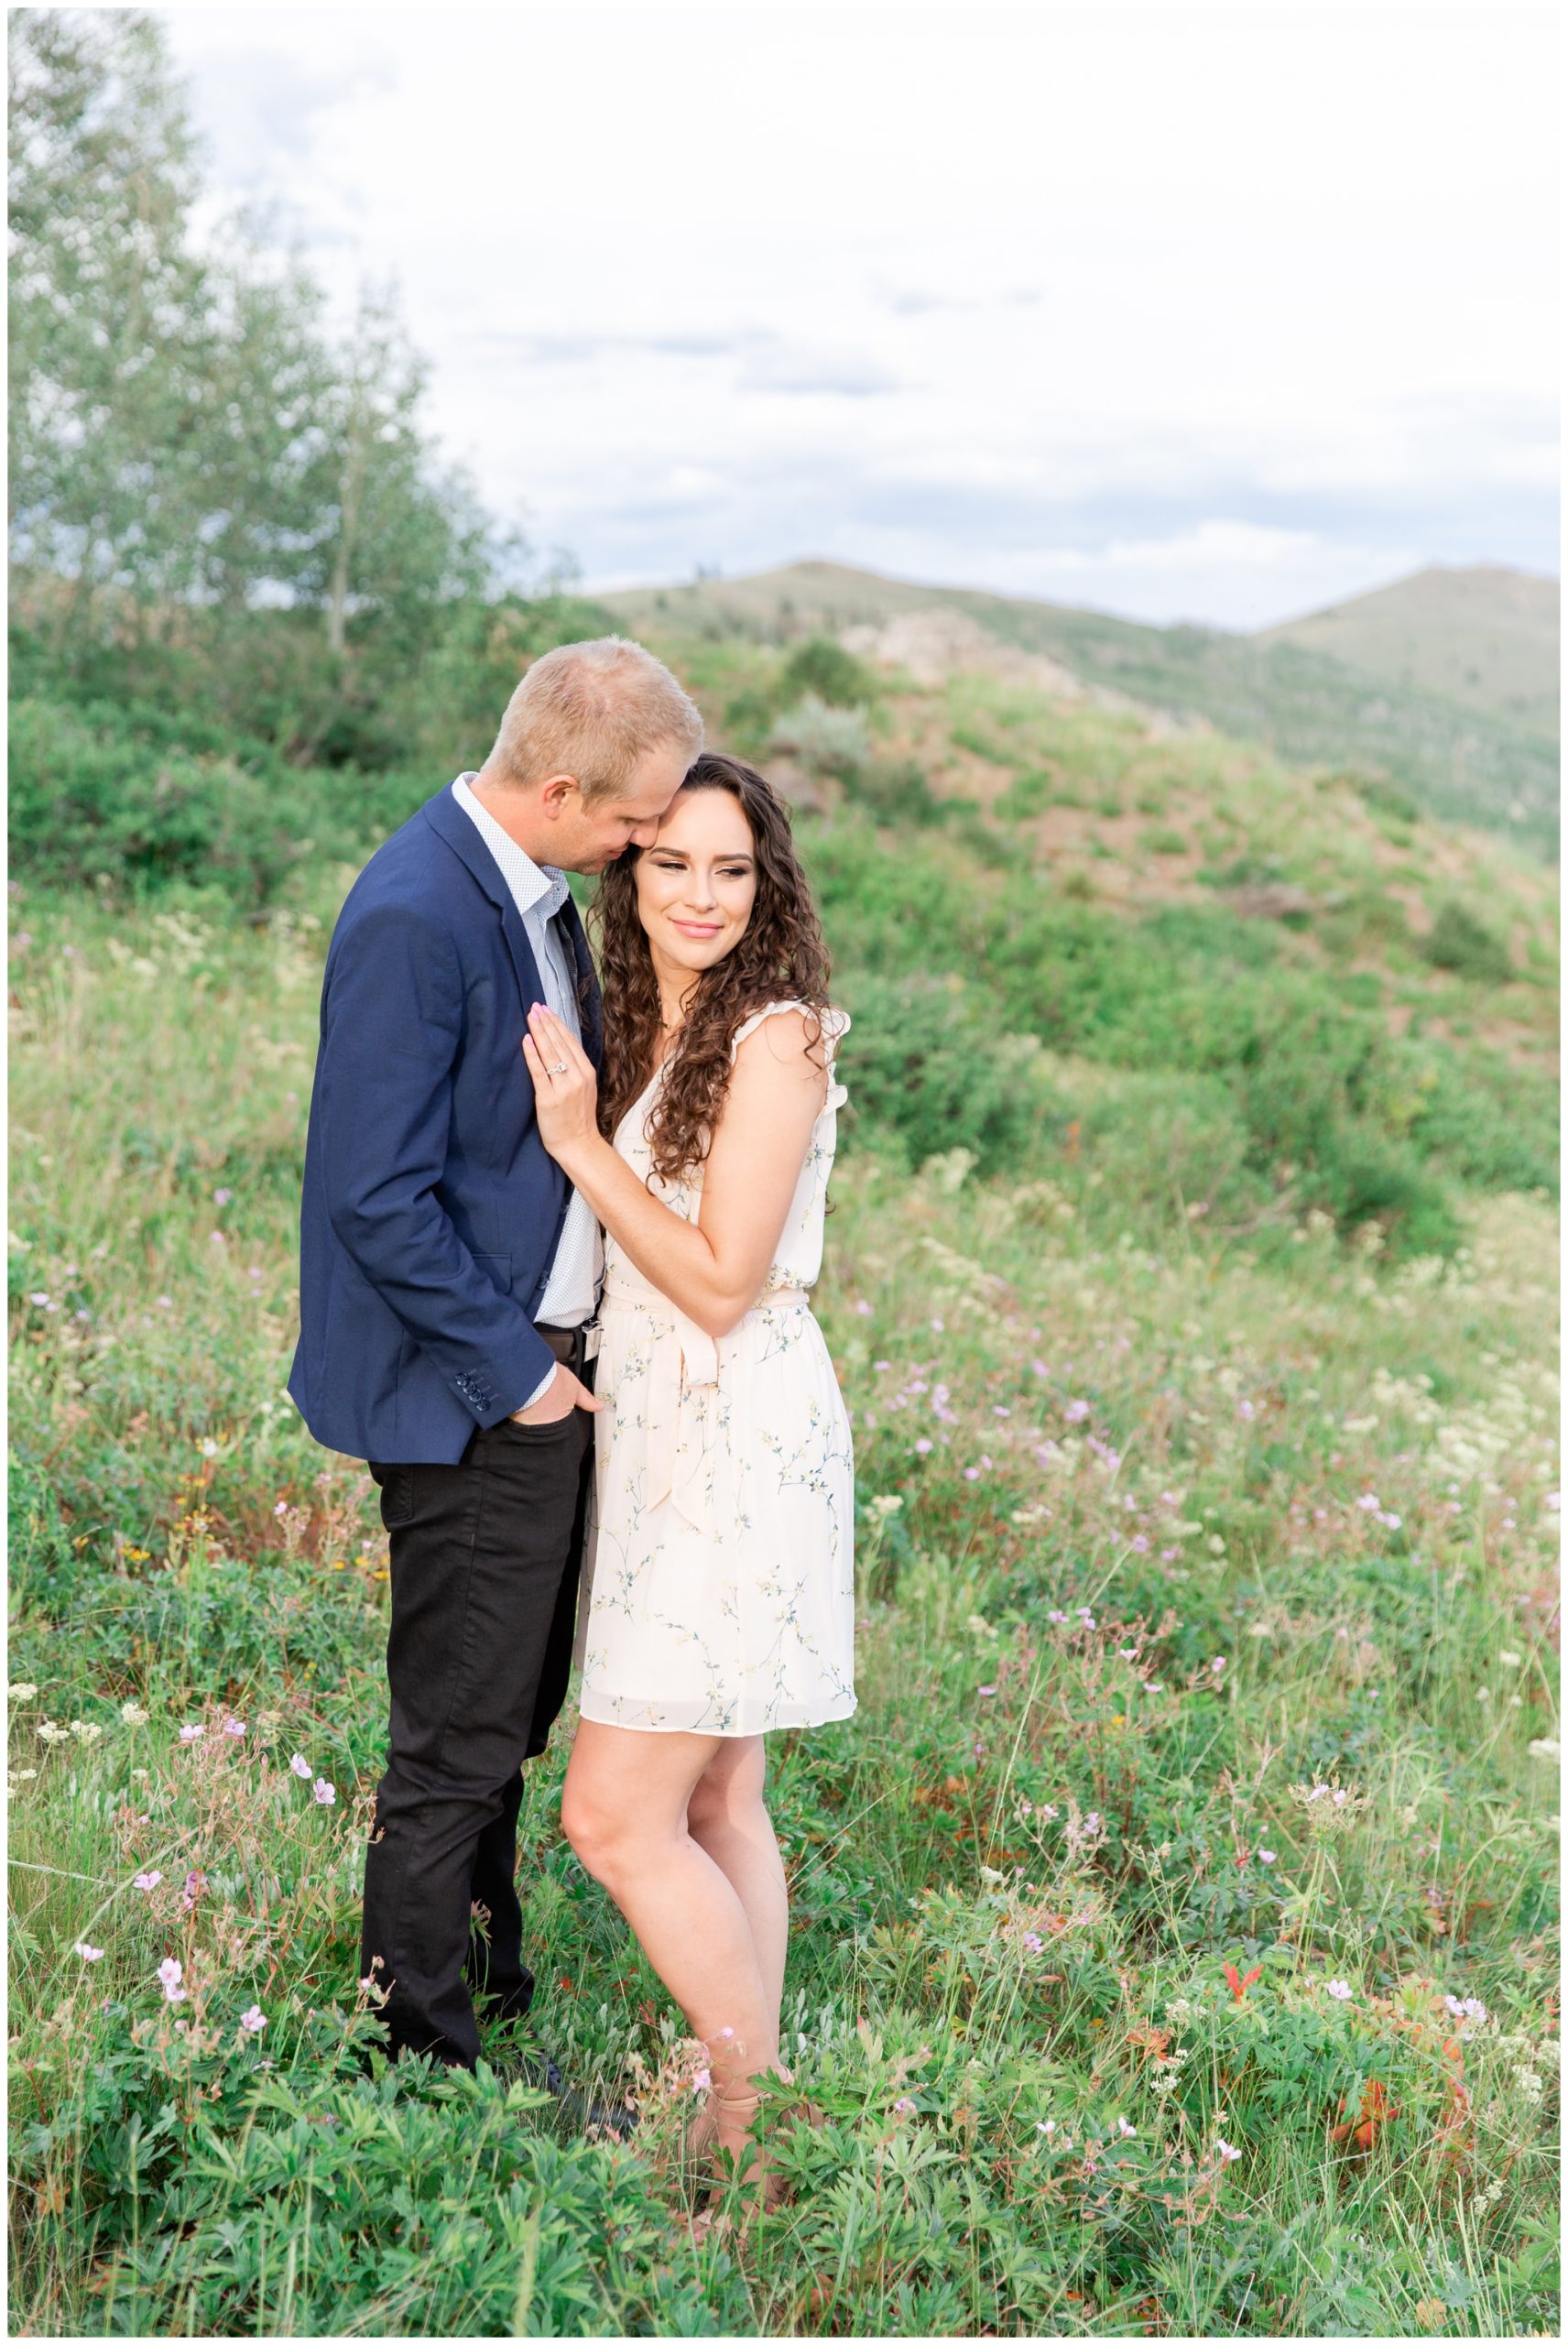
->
xmin=561 ymin=1719 xmax=781 ymax=2184
xmin=685 ymin=1736 xmax=789 ymax=2023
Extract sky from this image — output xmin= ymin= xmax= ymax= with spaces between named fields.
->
xmin=162 ymin=2 xmax=1560 ymax=631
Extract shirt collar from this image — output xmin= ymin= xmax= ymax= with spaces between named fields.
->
xmin=452 ymin=773 xmax=568 ymax=920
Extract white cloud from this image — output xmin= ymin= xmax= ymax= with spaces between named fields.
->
xmin=161 ymin=2 xmax=1559 ymax=627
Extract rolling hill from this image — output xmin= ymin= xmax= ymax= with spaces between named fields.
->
xmin=603 ymin=560 xmax=1561 ymax=856
xmin=1260 ymin=563 xmax=1559 ymax=736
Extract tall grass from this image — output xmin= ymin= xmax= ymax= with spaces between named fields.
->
xmin=8 ymin=872 xmax=1559 ymax=2337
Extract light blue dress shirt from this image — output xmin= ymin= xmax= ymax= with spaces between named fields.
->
xmin=453 ymin=774 xmax=602 ymax=1408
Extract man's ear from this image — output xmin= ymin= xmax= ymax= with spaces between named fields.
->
xmin=538 ymin=772 xmax=579 ymax=820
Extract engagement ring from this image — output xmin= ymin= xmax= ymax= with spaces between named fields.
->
xmin=549 ymin=1060 xmax=568 ymax=1075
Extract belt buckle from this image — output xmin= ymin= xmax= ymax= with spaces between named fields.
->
xmin=583 ymin=1322 xmax=602 ymax=1362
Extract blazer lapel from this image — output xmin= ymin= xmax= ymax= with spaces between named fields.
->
xmin=423 ymin=780 xmax=545 ymax=1014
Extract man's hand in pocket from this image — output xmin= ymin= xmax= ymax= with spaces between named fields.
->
xmin=509 ymin=1364 xmax=604 ymax=1424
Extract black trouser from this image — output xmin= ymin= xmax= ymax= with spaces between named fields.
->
xmin=362 ymin=1379 xmax=593 ymax=2069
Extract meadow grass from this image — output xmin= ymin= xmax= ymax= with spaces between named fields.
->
xmin=7 ymin=867 xmax=1559 ymax=2338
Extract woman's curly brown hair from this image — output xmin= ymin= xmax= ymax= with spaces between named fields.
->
xmin=591 ymin=753 xmax=833 ymax=1183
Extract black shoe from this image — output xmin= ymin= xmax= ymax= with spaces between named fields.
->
xmin=501 ymin=2041 xmax=638 ymax=2141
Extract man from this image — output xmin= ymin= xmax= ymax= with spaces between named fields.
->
xmin=289 ymin=636 xmax=702 ymax=2086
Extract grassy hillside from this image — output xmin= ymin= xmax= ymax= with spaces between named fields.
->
xmin=8 ymin=628 xmax=1561 ymax=2335
xmin=603 ymin=563 xmax=1561 ymax=857
xmin=1260 ymin=566 xmax=1560 ymax=739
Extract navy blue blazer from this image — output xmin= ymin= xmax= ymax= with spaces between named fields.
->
xmin=288 ymin=780 xmax=604 ymax=1464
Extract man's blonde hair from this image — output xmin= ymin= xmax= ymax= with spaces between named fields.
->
xmin=487 ymin=637 xmax=703 ymax=801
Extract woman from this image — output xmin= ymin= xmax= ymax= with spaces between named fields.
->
xmin=519 ymin=752 xmax=855 ymax=2198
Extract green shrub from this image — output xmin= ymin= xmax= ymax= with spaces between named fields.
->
xmin=1421 ymin=900 xmax=1513 ymax=985
xmin=844 ymin=758 xmax=948 ymax=826
xmin=778 ymin=635 xmax=877 ymax=709
xmin=834 ymin=971 xmax=1050 ymax=1173
xmin=1346 ymin=770 xmax=1422 ymax=826
xmin=995 ymin=769 xmax=1052 ymax=820
xmin=769 ymin=693 xmax=872 ymax=779
xmin=1071 ymin=1070 xmax=1272 ymax=1238
xmin=7 ymin=694 xmax=351 ymax=904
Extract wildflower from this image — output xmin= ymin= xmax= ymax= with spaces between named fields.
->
xmin=69 ymin=1719 xmax=103 ymax=1742
xmin=913 ymin=1438 xmax=933 ymax=1456
xmin=156 ymin=1296 xmax=172 ymax=1310
xmin=1356 ymin=1493 xmax=1380 ymax=1513
xmin=1325 ymin=1979 xmax=1354 ymax=2001
xmin=289 ymin=1753 xmax=312 ymax=1779
xmin=1528 ymin=1738 xmax=1559 ymax=1761
xmin=74 ymin=1941 xmax=104 ymax=1961
xmin=239 ymin=2004 xmax=267 ymax=2034
xmin=312 ymin=1778 xmax=336 ymax=1805
xmin=9 ymin=1684 xmax=38 ymax=1704
xmin=38 ymin=1721 xmax=71 ymax=1744
xmin=1047 ymin=1609 xmax=1068 ymax=1623
xmin=1022 ymin=1932 xmax=1043 ymax=1952
xmin=178 ymin=1724 xmax=204 ymax=1744
xmin=1077 ymin=1609 xmax=1096 ymax=1629
xmin=158 ymin=1958 xmax=188 ymax=2004
xmin=180 ymin=1871 xmax=207 ymax=1910
xmin=931 ymin=1315 xmax=944 ymax=1332
xmin=1129 ymin=1533 xmax=1149 ymax=1553
xmin=1038 ymin=2118 xmax=1056 ymax=2133
xmin=222 ymin=1718 xmax=246 ymax=1738
xmin=8 ymin=1768 xmax=38 ymax=1786
xmin=1258 ymin=1849 xmax=1277 ymax=1864
xmin=893 ymin=2096 xmax=916 ymax=2113
xmin=977 ymin=1684 xmax=997 ymax=1697
xmin=27 ymin=1291 xmax=49 ymax=1307
xmin=1215 ymin=2137 xmax=1242 ymax=2164
xmin=1116 ymin=2117 xmax=1137 ymax=2137
xmin=213 ymin=1188 xmax=233 ymax=1206
xmin=256 ymin=1711 xmax=283 ymax=1730
xmin=129 ymin=1768 xmax=149 ymax=1784
xmin=120 ymin=1701 xmax=148 ymax=1726
xmin=132 ymin=1871 xmax=162 ymax=1892
xmin=1118 ymin=1645 xmax=1138 ymax=1659
xmin=1498 ymin=1650 xmax=1522 ymax=1669
xmin=691 ymin=2067 xmax=712 ymax=2091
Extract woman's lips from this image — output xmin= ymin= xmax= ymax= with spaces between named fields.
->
xmin=670 ymin=919 xmax=723 ymax=936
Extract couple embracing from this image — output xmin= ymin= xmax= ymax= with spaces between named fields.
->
xmin=288 ymin=637 xmax=855 ymax=2198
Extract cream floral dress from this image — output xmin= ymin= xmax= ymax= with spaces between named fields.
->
xmin=572 ymin=1002 xmax=857 ymax=1736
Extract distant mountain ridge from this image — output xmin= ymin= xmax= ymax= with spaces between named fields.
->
xmin=602 ymin=559 xmax=1560 ymax=856
xmin=1260 ymin=565 xmax=1559 ymax=737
